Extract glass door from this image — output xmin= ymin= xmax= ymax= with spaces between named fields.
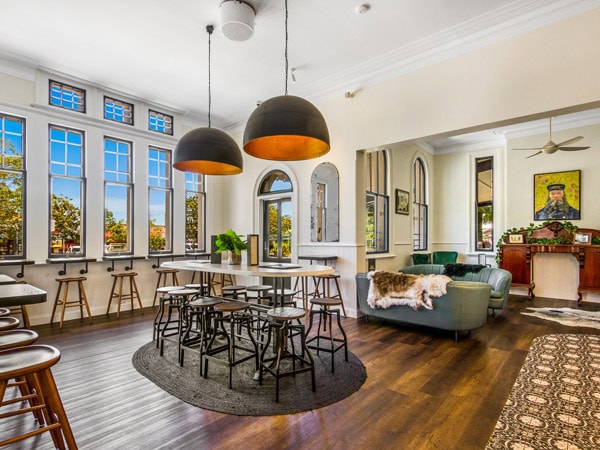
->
xmin=263 ymin=198 xmax=292 ymax=263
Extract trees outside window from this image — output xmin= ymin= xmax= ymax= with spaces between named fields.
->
xmin=185 ymin=173 xmax=205 ymax=252
xmin=104 ymin=137 xmax=132 ymax=254
xmin=0 ymin=114 xmax=25 ymax=257
xmin=148 ymin=147 xmax=172 ymax=253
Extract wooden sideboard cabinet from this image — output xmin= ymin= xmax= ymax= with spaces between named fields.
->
xmin=498 ymin=222 xmax=600 ymax=304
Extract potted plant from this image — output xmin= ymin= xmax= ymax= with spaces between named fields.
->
xmin=215 ymin=229 xmax=247 ymax=265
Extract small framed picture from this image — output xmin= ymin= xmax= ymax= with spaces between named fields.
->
xmin=395 ymin=189 xmax=409 ymax=215
xmin=574 ymin=232 xmax=592 ymax=244
xmin=509 ymin=234 xmax=524 ymax=244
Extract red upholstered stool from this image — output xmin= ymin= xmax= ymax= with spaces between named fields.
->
xmin=0 ymin=345 xmax=77 ymax=449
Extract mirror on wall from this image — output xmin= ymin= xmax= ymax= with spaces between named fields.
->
xmin=311 ymin=162 xmax=339 ymax=242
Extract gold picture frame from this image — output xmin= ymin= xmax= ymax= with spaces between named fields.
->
xmin=574 ymin=232 xmax=591 ymax=245
xmin=533 ymin=170 xmax=580 ymax=221
xmin=395 ymin=189 xmax=409 ymax=215
xmin=509 ymin=234 xmax=524 ymax=244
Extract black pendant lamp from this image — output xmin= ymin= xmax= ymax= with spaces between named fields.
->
xmin=173 ymin=25 xmax=243 ymax=175
xmin=243 ymin=0 xmax=330 ymax=161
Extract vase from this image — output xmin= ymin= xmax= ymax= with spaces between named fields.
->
xmin=229 ymin=252 xmax=242 ymax=265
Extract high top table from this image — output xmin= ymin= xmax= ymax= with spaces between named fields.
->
xmin=160 ymin=260 xmax=334 ymax=307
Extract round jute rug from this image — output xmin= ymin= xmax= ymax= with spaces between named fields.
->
xmin=132 ymin=340 xmax=367 ymax=416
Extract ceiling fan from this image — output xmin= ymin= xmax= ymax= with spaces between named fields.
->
xmin=512 ymin=117 xmax=590 ymax=158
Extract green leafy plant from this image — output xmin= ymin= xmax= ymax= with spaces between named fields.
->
xmin=215 ymin=229 xmax=247 ymax=255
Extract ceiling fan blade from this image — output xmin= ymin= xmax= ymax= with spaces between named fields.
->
xmin=556 ymin=136 xmax=583 ymax=146
xmin=558 ymin=146 xmax=590 ymax=151
xmin=512 ymin=147 xmax=543 ymax=151
xmin=525 ymin=151 xmax=543 ymax=158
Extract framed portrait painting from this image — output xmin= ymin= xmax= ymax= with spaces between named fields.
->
xmin=395 ymin=189 xmax=409 ymax=215
xmin=533 ymin=170 xmax=580 ymax=221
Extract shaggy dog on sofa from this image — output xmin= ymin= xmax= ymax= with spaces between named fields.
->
xmin=367 ymin=270 xmax=452 ymax=310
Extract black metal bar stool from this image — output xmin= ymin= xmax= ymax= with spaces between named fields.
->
xmin=106 ymin=272 xmax=143 ymax=319
xmin=153 ymin=285 xmax=184 ymax=345
xmin=179 ymin=296 xmax=223 ymax=370
xmin=152 ymin=268 xmax=180 ymax=307
xmin=246 ymin=285 xmax=272 ymax=305
xmin=313 ymin=273 xmax=347 ymax=317
xmin=259 ymin=306 xmax=315 ymax=402
xmin=159 ymin=288 xmax=201 ymax=363
xmin=305 ymin=297 xmax=348 ymax=373
xmin=0 ymin=345 xmax=77 ymax=449
xmin=203 ymin=301 xmax=258 ymax=389
xmin=222 ymin=285 xmax=247 ymax=301
xmin=185 ymin=283 xmax=210 ymax=296
xmin=51 ymin=276 xmax=93 ymax=329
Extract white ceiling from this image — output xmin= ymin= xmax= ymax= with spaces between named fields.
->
xmin=0 ymin=0 xmax=598 ymax=134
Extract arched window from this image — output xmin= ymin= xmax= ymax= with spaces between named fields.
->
xmin=413 ymin=157 xmax=428 ymax=250
xmin=365 ymin=150 xmax=388 ymax=253
xmin=258 ymin=170 xmax=292 ymax=194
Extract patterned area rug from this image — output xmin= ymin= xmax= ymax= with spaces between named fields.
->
xmin=132 ymin=339 xmax=367 ymax=416
xmin=486 ymin=334 xmax=600 ymax=450
xmin=522 ymin=307 xmax=600 ymax=329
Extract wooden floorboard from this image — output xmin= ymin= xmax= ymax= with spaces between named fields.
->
xmin=1 ymin=295 xmax=599 ymax=449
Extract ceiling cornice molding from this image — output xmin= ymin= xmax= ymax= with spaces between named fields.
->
xmin=294 ymin=0 xmax=600 ymax=101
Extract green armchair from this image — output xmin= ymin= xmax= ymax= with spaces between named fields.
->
xmin=411 ymin=253 xmax=432 ymax=264
xmin=432 ymin=251 xmax=458 ymax=264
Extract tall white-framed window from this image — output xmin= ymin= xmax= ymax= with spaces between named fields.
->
xmin=185 ymin=172 xmax=205 ymax=252
xmin=412 ymin=157 xmax=428 ymax=251
xmin=104 ymin=136 xmax=133 ymax=254
xmin=148 ymin=146 xmax=172 ymax=253
xmin=365 ymin=150 xmax=389 ymax=254
xmin=49 ymin=125 xmax=85 ymax=256
xmin=0 ymin=113 xmax=26 ymax=257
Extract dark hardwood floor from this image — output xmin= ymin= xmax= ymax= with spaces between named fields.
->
xmin=2 ymin=295 xmax=599 ymax=450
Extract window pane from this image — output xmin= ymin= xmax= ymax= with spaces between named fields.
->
xmin=0 ymin=171 xmax=24 ymax=256
xmin=105 ymin=184 xmax=131 ymax=253
xmin=149 ymin=188 xmax=172 ymax=252
xmin=104 ymin=96 xmax=134 ymax=125
xmin=148 ymin=110 xmax=173 ymax=135
xmin=412 ymin=158 xmax=428 ymax=250
xmin=365 ymin=150 xmax=388 ymax=254
xmin=259 ymin=170 xmax=292 ymax=194
xmin=50 ymin=178 xmax=83 ymax=254
xmin=49 ymin=126 xmax=85 ymax=256
xmin=476 ymin=157 xmax=493 ymax=251
xmin=49 ymin=80 xmax=85 ymax=112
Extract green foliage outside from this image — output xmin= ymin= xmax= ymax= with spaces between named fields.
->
xmin=105 ymin=209 xmax=127 ymax=245
xmin=149 ymin=218 xmax=166 ymax=251
xmin=51 ymin=194 xmax=81 ymax=249
xmin=0 ymin=139 xmax=24 ymax=254
xmin=186 ymin=194 xmax=198 ymax=247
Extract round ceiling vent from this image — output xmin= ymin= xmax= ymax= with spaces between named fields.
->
xmin=219 ymin=1 xmax=255 ymax=41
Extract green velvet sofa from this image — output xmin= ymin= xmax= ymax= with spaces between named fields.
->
xmin=399 ymin=264 xmax=512 ymax=313
xmin=355 ymin=272 xmax=491 ymax=339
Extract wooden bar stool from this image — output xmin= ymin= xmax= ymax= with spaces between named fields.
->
xmin=0 ymin=316 xmax=20 ymax=331
xmin=222 ymin=285 xmax=247 ymax=301
xmin=0 ymin=345 xmax=77 ymax=449
xmin=0 ymin=329 xmax=39 ymax=350
xmin=106 ymin=272 xmax=143 ymax=319
xmin=0 ymin=307 xmax=10 ymax=316
xmin=152 ymin=268 xmax=180 ymax=307
xmin=51 ymin=277 xmax=93 ymax=329
xmin=313 ymin=273 xmax=347 ymax=317
xmin=210 ymin=273 xmax=235 ymax=296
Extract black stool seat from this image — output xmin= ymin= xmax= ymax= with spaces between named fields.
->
xmin=0 ymin=317 xmax=20 ymax=331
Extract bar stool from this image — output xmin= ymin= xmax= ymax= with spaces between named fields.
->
xmin=222 ymin=285 xmax=247 ymax=301
xmin=158 ymin=288 xmax=201 ymax=364
xmin=185 ymin=283 xmax=209 ymax=296
xmin=179 ymin=296 xmax=223 ymax=369
xmin=305 ymin=297 xmax=348 ymax=373
xmin=259 ymin=306 xmax=315 ymax=402
xmin=0 ymin=329 xmax=43 ymax=424
xmin=0 ymin=316 xmax=20 ymax=331
xmin=106 ymin=272 xmax=143 ymax=319
xmin=246 ymin=285 xmax=272 ymax=305
xmin=152 ymin=268 xmax=180 ymax=307
xmin=51 ymin=276 xmax=93 ymax=329
xmin=203 ymin=301 xmax=258 ymax=389
xmin=268 ymin=288 xmax=301 ymax=307
xmin=313 ymin=273 xmax=347 ymax=317
xmin=210 ymin=273 xmax=235 ymax=295
xmin=0 ymin=345 xmax=77 ymax=449
xmin=0 ymin=307 xmax=10 ymax=316
xmin=153 ymin=285 xmax=184 ymax=345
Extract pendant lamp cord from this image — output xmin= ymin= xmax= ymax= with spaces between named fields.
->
xmin=207 ymin=24 xmax=213 ymax=128
xmin=284 ymin=0 xmax=289 ymax=96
